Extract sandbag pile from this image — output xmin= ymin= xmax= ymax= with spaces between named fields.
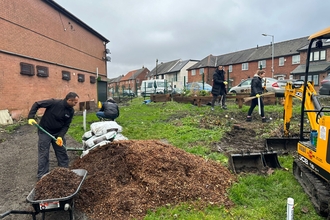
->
xmin=81 ymin=121 xmax=128 ymax=157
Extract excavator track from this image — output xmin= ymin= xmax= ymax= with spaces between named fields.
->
xmin=293 ymin=159 xmax=330 ymax=217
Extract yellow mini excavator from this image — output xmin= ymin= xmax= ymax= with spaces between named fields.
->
xmin=286 ymin=26 xmax=330 ymax=218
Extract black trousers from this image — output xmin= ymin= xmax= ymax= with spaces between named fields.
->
xmin=247 ymin=97 xmax=265 ymax=117
xmin=211 ymin=94 xmax=226 ymax=107
xmin=37 ymin=131 xmax=68 ymax=179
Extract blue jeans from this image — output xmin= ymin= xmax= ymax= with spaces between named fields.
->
xmin=96 ymin=111 xmax=114 ymax=120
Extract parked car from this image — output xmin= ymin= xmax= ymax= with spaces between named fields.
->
xmin=186 ymin=82 xmax=212 ymax=92
xmin=319 ymin=75 xmax=330 ymax=95
xmin=271 ymin=79 xmax=301 ymax=97
xmin=122 ymin=90 xmax=135 ymax=97
xmin=228 ymin=77 xmax=278 ymax=94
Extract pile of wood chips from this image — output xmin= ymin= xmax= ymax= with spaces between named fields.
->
xmin=69 ymin=140 xmax=236 ymax=220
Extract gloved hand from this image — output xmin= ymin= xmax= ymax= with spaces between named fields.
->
xmin=256 ymin=94 xmax=261 ymax=98
xmin=56 ymin=137 xmax=63 ymax=147
xmin=223 ymin=81 xmax=228 ymax=85
xmin=28 ymin=119 xmax=37 ymax=125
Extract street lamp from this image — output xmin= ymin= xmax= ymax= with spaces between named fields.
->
xmin=155 ymin=59 xmax=158 ymax=79
xmin=262 ymin=33 xmax=274 ymax=78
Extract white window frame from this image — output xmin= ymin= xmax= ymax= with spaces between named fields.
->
xmin=199 ymin=68 xmax=204 ymax=75
xmin=242 ymin=63 xmax=249 ymax=70
xmin=279 ymin=57 xmax=285 ymax=66
xmin=292 ymin=55 xmax=300 ymax=64
xmin=192 ymin=69 xmax=196 ymax=76
xmin=320 ymin=50 xmax=326 ymax=60
xmin=229 ymin=65 xmax=233 ymax=73
xmin=258 ymin=60 xmax=266 ymax=69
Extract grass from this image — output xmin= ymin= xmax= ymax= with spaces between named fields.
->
xmin=67 ymin=97 xmax=323 ymax=220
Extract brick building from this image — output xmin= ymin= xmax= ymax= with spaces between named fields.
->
xmin=187 ymin=37 xmax=311 ymax=90
xmin=0 ymin=0 xmax=110 ymax=119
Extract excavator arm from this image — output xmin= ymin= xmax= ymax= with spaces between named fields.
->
xmin=283 ymin=80 xmax=321 ymax=136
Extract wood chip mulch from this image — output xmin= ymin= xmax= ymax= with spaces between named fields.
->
xmin=34 ymin=167 xmax=82 ymax=200
xmin=69 ymin=140 xmax=237 ymax=220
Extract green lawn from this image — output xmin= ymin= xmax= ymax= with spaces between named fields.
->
xmin=68 ymin=97 xmax=323 ymax=220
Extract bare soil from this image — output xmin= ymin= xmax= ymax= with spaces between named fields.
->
xmin=0 ymin=106 xmax=289 ymax=220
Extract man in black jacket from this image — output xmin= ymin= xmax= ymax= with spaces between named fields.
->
xmin=96 ymin=97 xmax=119 ymax=121
xmin=27 ymin=92 xmax=79 ymax=179
xmin=211 ymin=65 xmax=228 ymax=110
xmin=246 ymin=70 xmax=269 ymax=122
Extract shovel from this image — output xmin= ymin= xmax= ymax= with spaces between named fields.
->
xmin=33 ymin=123 xmax=84 ymax=151
xmin=33 ymin=123 xmax=67 ymax=149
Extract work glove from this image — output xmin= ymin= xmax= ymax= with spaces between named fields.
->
xmin=28 ymin=119 xmax=37 ymax=125
xmin=256 ymin=94 xmax=261 ymax=98
xmin=56 ymin=137 xmax=63 ymax=147
xmin=223 ymin=81 xmax=228 ymax=85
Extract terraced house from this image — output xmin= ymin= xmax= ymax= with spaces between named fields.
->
xmin=187 ymin=36 xmax=330 ymax=92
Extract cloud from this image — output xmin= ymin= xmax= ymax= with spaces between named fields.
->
xmin=54 ymin=0 xmax=330 ymax=78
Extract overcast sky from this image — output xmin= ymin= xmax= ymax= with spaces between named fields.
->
xmin=54 ymin=0 xmax=330 ymax=79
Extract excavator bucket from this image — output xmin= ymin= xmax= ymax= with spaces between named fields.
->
xmin=228 ymin=152 xmax=265 ymax=174
xmin=262 ymin=152 xmax=282 ymax=169
xmin=229 ymin=151 xmax=282 ymax=174
xmin=265 ymin=138 xmax=299 ymax=153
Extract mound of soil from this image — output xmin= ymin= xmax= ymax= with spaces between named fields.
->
xmin=70 ymin=140 xmax=236 ymax=220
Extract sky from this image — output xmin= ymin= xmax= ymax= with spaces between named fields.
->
xmin=54 ymin=0 xmax=330 ymax=79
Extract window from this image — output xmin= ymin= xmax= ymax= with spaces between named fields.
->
xmin=20 ymin=62 xmax=34 ymax=76
xmin=36 ymin=66 xmax=49 ymax=77
xmin=229 ymin=65 xmax=233 ymax=73
xmin=192 ymin=69 xmax=196 ymax=76
xmin=199 ymin=68 xmax=204 ymax=75
xmin=279 ymin=57 xmax=285 ymax=66
xmin=258 ymin=60 xmax=266 ymax=69
xmin=314 ymin=51 xmax=319 ymax=61
xmin=174 ymin=73 xmax=178 ymax=82
xmin=78 ymin=74 xmax=85 ymax=82
xmin=310 ymin=50 xmax=326 ymax=61
xmin=90 ymin=76 xmax=96 ymax=84
xmin=313 ymin=75 xmax=319 ymax=86
xmin=320 ymin=50 xmax=326 ymax=60
xmin=300 ymin=74 xmax=319 ymax=86
xmin=62 ymin=71 xmax=71 ymax=81
xmin=242 ymin=63 xmax=249 ymax=70
xmin=292 ymin=55 xmax=300 ymax=64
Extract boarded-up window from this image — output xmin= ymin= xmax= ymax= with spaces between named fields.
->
xmin=78 ymin=74 xmax=85 ymax=82
xmin=20 ymin=63 xmax=34 ymax=76
xmin=62 ymin=71 xmax=71 ymax=81
xmin=36 ymin=66 xmax=49 ymax=77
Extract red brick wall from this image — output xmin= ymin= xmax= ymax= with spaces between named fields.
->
xmin=0 ymin=0 xmax=108 ymax=119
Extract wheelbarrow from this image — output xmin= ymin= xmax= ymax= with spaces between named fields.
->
xmin=0 ymin=169 xmax=87 ymax=220
xmin=228 ymin=151 xmax=281 ymax=174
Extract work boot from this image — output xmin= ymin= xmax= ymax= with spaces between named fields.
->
xmin=246 ymin=116 xmax=252 ymax=122
xmin=262 ymin=117 xmax=270 ymax=123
